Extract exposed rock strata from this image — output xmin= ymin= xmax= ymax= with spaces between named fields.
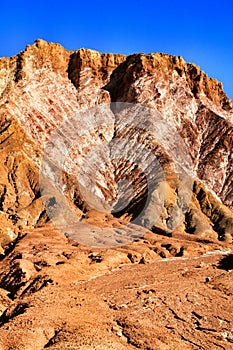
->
xmin=0 ymin=39 xmax=233 ymax=350
xmin=0 ymin=39 xmax=232 ymax=249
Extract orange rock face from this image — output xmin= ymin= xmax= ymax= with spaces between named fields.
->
xmin=0 ymin=39 xmax=232 ymax=246
xmin=0 ymin=39 xmax=232 ymax=348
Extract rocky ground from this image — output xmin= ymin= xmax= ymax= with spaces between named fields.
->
xmin=0 ymin=225 xmax=232 ymax=349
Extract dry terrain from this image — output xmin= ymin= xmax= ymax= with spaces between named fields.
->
xmin=0 ymin=40 xmax=232 ymax=349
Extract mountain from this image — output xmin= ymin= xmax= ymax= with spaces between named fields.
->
xmin=0 ymin=39 xmax=232 ymax=349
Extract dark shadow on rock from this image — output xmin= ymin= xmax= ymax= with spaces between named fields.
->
xmin=217 ymin=254 xmax=233 ymax=271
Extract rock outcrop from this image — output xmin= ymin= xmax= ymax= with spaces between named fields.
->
xmin=0 ymin=39 xmax=233 ymax=349
xmin=0 ymin=39 xmax=232 ymax=249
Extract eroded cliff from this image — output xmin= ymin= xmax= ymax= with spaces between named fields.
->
xmin=0 ymin=39 xmax=232 ymax=250
xmin=0 ymin=39 xmax=233 ymax=350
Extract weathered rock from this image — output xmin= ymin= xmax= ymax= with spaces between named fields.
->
xmin=0 ymin=39 xmax=232 ymax=251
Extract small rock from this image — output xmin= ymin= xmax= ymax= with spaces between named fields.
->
xmin=112 ymin=325 xmax=123 ymax=337
xmin=195 ymin=262 xmax=206 ymax=268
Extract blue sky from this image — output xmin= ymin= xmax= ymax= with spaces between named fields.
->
xmin=0 ymin=0 xmax=233 ymax=99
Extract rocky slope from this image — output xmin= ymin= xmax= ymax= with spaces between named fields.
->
xmin=0 ymin=39 xmax=232 ymax=250
xmin=0 ymin=39 xmax=232 ymax=349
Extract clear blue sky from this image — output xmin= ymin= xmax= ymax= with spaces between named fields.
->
xmin=0 ymin=0 xmax=233 ymax=99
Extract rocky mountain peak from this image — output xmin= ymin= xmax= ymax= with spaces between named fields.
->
xmin=0 ymin=39 xmax=232 ymax=349
xmin=0 ymin=39 xmax=232 ymax=250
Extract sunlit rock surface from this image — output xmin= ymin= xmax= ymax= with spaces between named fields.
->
xmin=0 ymin=39 xmax=232 ymax=249
xmin=0 ymin=39 xmax=233 ymax=350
